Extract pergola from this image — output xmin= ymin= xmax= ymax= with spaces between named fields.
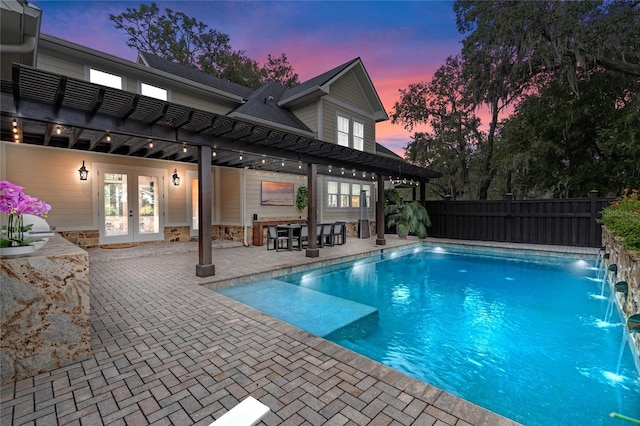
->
xmin=1 ymin=64 xmax=441 ymax=276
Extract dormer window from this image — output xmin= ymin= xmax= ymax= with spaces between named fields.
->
xmin=89 ymin=68 xmax=122 ymax=90
xmin=141 ymin=82 xmax=168 ymax=101
xmin=336 ymin=114 xmax=364 ymax=151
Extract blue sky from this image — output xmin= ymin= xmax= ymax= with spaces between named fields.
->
xmin=32 ymin=0 xmax=462 ymax=154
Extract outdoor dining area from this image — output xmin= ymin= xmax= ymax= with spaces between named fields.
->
xmin=266 ymin=222 xmax=346 ymax=251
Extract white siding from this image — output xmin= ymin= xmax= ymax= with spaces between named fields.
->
xmin=245 ymin=170 xmax=306 ymax=222
xmin=219 ymin=168 xmax=242 ymax=225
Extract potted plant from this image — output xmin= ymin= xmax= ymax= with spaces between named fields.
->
xmin=1 ymin=180 xmax=52 ymax=252
xmin=384 ymin=188 xmax=431 ymax=239
xmin=296 ymin=185 xmax=308 ymax=216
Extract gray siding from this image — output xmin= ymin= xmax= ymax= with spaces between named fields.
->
xmin=291 ymin=102 xmax=319 ymax=134
xmin=330 ymin=70 xmax=374 ymax=114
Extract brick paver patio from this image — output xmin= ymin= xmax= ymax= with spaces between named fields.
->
xmin=1 ymin=236 xmax=588 ymax=425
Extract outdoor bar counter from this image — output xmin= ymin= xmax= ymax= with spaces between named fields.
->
xmin=0 ymin=234 xmax=90 ymax=385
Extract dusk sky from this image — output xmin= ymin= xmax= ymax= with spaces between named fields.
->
xmin=32 ymin=1 xmax=462 ymax=155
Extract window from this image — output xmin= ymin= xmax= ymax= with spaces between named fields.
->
xmin=351 ymin=184 xmax=361 ymax=208
xmin=353 ymin=122 xmax=364 ymax=151
xmin=336 ymin=115 xmax=365 ymax=151
xmin=328 ymin=180 xmax=372 ymax=209
xmin=337 ymin=115 xmax=349 ymax=147
xmin=340 ymin=183 xmax=350 ymax=207
xmin=327 ymin=181 xmax=338 ymax=207
xmin=141 ymin=82 xmax=168 ymax=101
xmin=89 ymin=68 xmax=122 ymax=89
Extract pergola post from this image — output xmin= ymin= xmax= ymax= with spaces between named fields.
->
xmin=376 ymin=173 xmax=386 ymax=245
xmin=305 ymin=162 xmax=319 ymax=258
xmin=196 ymin=144 xmax=215 ymax=277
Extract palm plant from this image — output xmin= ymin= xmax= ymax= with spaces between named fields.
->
xmin=384 ymin=189 xmax=431 ymax=239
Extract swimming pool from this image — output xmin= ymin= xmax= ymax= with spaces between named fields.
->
xmin=219 ymin=245 xmax=640 ymax=425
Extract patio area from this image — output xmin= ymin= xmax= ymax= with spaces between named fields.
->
xmin=0 ymin=235 xmax=564 ymax=425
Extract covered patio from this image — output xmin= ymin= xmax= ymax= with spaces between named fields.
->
xmin=1 ymin=63 xmax=441 ymax=277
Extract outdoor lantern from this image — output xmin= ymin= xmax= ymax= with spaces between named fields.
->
xmin=172 ymin=169 xmax=180 ymax=186
xmin=78 ymin=161 xmax=89 ymax=180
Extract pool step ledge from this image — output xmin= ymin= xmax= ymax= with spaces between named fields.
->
xmin=218 ymin=279 xmax=378 ymax=337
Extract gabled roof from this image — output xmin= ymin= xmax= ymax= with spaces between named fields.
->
xmin=279 ymin=57 xmax=388 ymax=122
xmin=228 ymin=81 xmax=314 ymax=136
xmin=138 ymin=52 xmax=252 ymax=100
xmin=375 ymin=142 xmax=404 ymax=160
xmin=280 ymin=58 xmax=357 ymax=102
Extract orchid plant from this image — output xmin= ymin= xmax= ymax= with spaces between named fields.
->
xmin=0 ymin=180 xmax=51 ymax=248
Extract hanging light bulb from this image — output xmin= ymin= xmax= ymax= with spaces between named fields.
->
xmin=12 ymin=119 xmax=17 ymax=127
xmin=106 ymin=133 xmax=111 ymax=142
xmin=149 ymin=141 xmax=154 ymax=148
xmin=239 ymin=154 xmax=243 ymax=161
xmin=212 ymin=151 xmax=217 ymax=157
xmin=182 ymin=144 xmax=187 ymax=153
xmin=56 ymin=125 xmax=61 ymax=135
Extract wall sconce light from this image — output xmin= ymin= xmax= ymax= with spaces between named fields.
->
xmin=78 ymin=161 xmax=89 ymax=181
xmin=172 ymin=169 xmax=180 ymax=186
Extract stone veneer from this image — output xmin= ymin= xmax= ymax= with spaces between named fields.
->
xmin=602 ymin=227 xmax=640 ymax=362
xmin=60 ymin=222 xmax=377 ymax=249
xmin=0 ymin=234 xmax=90 ymax=385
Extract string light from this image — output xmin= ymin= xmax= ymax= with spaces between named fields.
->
xmin=212 ymin=151 xmax=216 ymax=157
xmin=149 ymin=140 xmax=154 ymax=148
xmin=56 ymin=125 xmax=61 ymax=135
xmin=106 ymin=133 xmax=111 ymax=142
xmin=12 ymin=119 xmax=17 ymax=127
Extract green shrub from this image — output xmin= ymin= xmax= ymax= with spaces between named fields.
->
xmin=598 ymin=189 xmax=640 ymax=252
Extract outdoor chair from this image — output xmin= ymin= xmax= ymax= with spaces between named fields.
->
xmin=295 ymin=224 xmax=308 ymax=250
xmin=332 ymin=221 xmax=345 ymax=245
xmin=323 ymin=223 xmax=336 ymax=247
xmin=266 ymin=225 xmax=288 ymax=251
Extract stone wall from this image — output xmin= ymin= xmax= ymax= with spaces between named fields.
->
xmin=602 ymin=227 xmax=640 ymax=360
xmin=1 ymin=235 xmax=90 ymax=385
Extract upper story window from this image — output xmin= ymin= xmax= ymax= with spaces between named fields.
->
xmin=141 ymin=82 xmax=168 ymax=101
xmin=89 ymin=68 xmax=122 ymax=90
xmin=336 ymin=114 xmax=365 ymax=151
xmin=328 ymin=180 xmax=371 ymax=209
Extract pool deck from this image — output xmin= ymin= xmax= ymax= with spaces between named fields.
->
xmin=0 ymin=236 xmax=598 ymax=425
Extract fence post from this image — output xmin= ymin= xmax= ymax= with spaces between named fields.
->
xmin=589 ymin=189 xmax=599 ymax=248
xmin=505 ymin=193 xmax=513 ymax=242
xmin=444 ymin=194 xmax=451 ymax=237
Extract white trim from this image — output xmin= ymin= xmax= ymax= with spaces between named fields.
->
xmin=325 ymin=95 xmax=379 ymax=121
xmin=317 ymin=98 xmax=323 ymax=140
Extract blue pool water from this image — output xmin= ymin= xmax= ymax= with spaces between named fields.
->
xmin=221 ymin=246 xmax=640 ymax=425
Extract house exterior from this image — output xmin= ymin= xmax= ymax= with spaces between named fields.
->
xmin=1 ymin=1 xmax=440 ymax=275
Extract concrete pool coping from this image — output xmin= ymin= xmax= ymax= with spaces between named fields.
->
xmin=2 ymin=236 xmax=599 ymax=425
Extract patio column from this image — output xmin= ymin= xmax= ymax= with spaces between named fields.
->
xmin=376 ymin=173 xmax=386 ymax=245
xmin=196 ymin=144 xmax=215 ymax=277
xmin=306 ymin=162 xmax=319 ymax=258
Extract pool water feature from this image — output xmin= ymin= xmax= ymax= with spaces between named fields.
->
xmin=219 ymin=245 xmax=640 ymax=425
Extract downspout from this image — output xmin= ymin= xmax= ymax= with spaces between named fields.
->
xmin=242 ymin=167 xmax=249 ymax=246
xmin=0 ymin=35 xmax=36 ymax=53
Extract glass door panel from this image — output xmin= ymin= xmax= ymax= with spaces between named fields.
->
xmin=137 ymin=175 xmax=159 ymax=235
xmin=99 ymin=165 xmax=165 ymax=244
xmin=104 ymin=172 xmax=128 ymax=237
xmin=191 ymin=177 xmax=199 ymax=236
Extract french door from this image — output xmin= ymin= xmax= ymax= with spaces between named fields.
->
xmin=98 ymin=165 xmax=166 ymax=244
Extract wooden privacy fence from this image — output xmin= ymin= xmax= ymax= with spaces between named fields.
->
xmin=425 ymin=191 xmax=615 ymax=247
